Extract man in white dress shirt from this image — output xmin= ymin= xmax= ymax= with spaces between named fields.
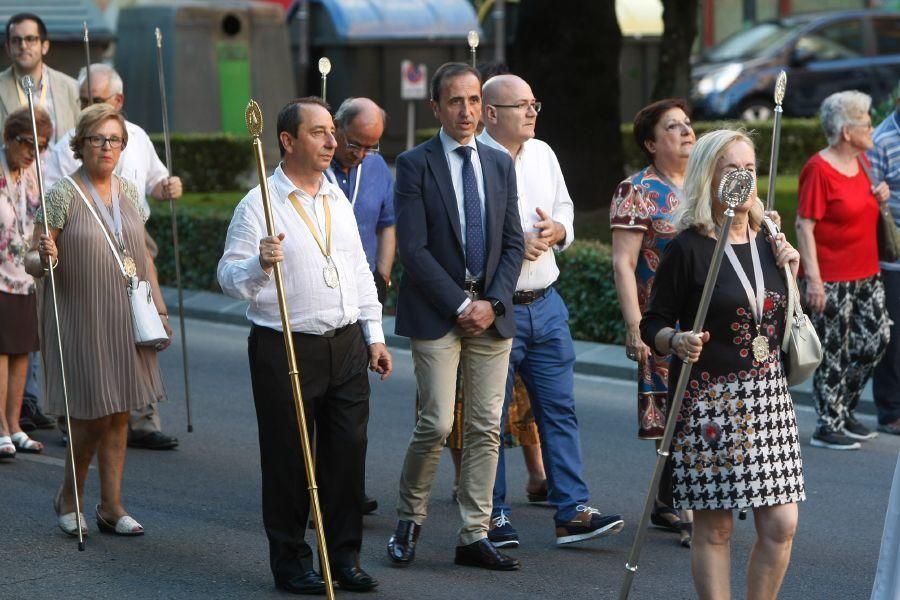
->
xmin=478 ymin=74 xmax=624 ymax=548
xmin=218 ymin=97 xmax=391 ymax=594
xmin=41 ymin=63 xmax=183 ymax=450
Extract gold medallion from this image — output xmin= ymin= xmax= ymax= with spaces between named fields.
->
xmin=123 ymin=255 xmax=137 ymax=278
xmin=751 ymin=334 xmax=769 ymax=362
xmin=323 ymin=264 xmax=339 ymax=288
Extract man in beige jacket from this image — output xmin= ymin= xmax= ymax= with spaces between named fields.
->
xmin=0 ymin=12 xmax=79 ymax=143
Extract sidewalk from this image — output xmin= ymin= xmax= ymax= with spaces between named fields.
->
xmin=161 ymin=286 xmax=875 ymax=413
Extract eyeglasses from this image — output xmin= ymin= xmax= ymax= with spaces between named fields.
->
xmin=345 ymin=140 xmax=380 ymax=154
xmin=9 ymin=35 xmax=41 ymax=47
xmin=14 ymin=135 xmax=48 ymax=152
xmin=490 ymin=101 xmax=542 ymax=113
xmin=79 ymin=95 xmax=116 ymax=109
xmin=850 ymin=120 xmax=873 ymax=130
xmin=85 ymin=135 xmax=124 ymax=149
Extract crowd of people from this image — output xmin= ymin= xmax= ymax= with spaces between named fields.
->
xmin=2 ymin=9 xmax=899 ymax=599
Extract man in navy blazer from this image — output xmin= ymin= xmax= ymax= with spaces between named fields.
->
xmin=388 ymin=63 xmax=524 ymax=571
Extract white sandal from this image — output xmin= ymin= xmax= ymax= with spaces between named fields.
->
xmin=96 ymin=505 xmax=144 ymax=536
xmin=54 ymin=490 xmax=87 ymax=537
xmin=0 ymin=436 xmax=15 ymax=460
xmin=11 ymin=431 xmax=43 ymax=454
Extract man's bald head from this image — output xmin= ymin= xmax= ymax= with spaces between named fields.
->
xmin=333 ymin=97 xmax=387 ymax=170
xmin=482 ymin=74 xmax=538 ymax=150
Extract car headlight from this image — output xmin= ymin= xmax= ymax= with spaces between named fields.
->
xmin=696 ymin=63 xmax=743 ymax=95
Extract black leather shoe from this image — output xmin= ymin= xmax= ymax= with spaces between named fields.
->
xmin=334 ymin=565 xmax=378 ymax=592
xmin=127 ymin=430 xmax=179 ymax=450
xmin=362 ymin=494 xmax=378 ymax=515
xmin=454 ymin=538 xmax=520 ymax=571
xmin=387 ymin=519 xmax=421 ymax=566
xmin=275 ymin=570 xmax=326 ymax=595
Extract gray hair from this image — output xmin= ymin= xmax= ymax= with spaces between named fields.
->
xmin=76 ymin=63 xmax=123 ymax=96
xmin=334 ymin=97 xmax=387 ymax=128
xmin=819 ymin=90 xmax=871 ymax=146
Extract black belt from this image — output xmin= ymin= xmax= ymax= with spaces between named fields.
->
xmin=513 ymin=288 xmax=547 ymax=305
xmin=463 ymin=279 xmax=484 ymax=294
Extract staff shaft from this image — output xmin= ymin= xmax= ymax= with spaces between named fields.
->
xmin=155 ymin=29 xmax=193 ymax=432
xmin=618 ymin=211 xmax=736 ymax=599
xmin=321 ymin=75 xmax=327 ymax=103
xmin=83 ymin=22 xmax=92 ymax=102
xmin=766 ymin=106 xmax=783 ymax=211
xmin=25 ymin=80 xmax=85 ymax=551
xmin=252 ymin=137 xmax=335 ymax=600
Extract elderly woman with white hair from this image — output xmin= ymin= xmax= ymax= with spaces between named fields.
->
xmin=796 ymin=90 xmax=891 ymax=451
xmin=641 ymin=129 xmax=805 ymax=599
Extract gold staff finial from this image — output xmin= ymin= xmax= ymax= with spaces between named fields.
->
xmin=246 ymin=100 xmax=263 ymax=138
xmin=774 ymin=71 xmax=787 ymax=106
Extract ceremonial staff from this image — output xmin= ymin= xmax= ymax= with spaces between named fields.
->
xmin=245 ymin=100 xmax=335 ymax=600
xmin=23 ymin=76 xmax=85 ymax=551
xmin=82 ymin=22 xmax=92 ymax=102
xmin=618 ymin=168 xmax=755 ymax=600
xmin=318 ymin=57 xmax=331 ymax=102
xmin=765 ymin=71 xmax=787 ymax=211
xmin=467 ymin=30 xmax=479 ymax=68
xmin=155 ymin=28 xmax=193 ymax=432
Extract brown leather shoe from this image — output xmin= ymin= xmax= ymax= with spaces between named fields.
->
xmin=387 ymin=520 xmax=421 ymax=566
xmin=454 ymin=538 xmax=520 ymax=571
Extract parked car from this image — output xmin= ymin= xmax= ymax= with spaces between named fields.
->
xmin=691 ymin=10 xmax=900 ymax=121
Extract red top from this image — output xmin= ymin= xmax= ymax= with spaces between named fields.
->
xmin=797 ymin=152 xmax=880 ymax=282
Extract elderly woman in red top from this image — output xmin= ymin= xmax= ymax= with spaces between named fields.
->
xmin=796 ymin=90 xmax=891 ymax=451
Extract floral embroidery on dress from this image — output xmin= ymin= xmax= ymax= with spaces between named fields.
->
xmin=0 ymin=166 xmax=40 ymax=294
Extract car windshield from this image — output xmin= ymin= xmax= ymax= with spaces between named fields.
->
xmin=704 ymin=22 xmax=799 ymax=62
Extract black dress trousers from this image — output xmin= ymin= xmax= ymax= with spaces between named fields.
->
xmin=248 ymin=322 xmax=370 ymax=580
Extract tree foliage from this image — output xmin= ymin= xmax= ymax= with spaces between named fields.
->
xmin=652 ymin=0 xmax=699 ymax=101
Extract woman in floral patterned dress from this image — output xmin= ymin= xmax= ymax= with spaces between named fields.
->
xmin=0 ymin=107 xmax=52 ymax=459
xmin=611 ymin=98 xmax=695 ymax=544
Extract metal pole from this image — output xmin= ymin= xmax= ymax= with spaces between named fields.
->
xmin=155 ymin=28 xmax=193 ymax=433
xmin=493 ymin=0 xmax=506 ymax=63
xmin=82 ymin=22 xmax=92 ymax=103
xmin=406 ymin=100 xmax=415 ymax=151
xmin=765 ymin=71 xmax=787 ymax=211
xmin=245 ymin=100 xmax=335 ymax=600
xmin=618 ymin=169 xmax=755 ymax=599
xmin=23 ymin=75 xmax=85 ymax=551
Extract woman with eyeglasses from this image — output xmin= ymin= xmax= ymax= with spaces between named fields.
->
xmin=796 ymin=90 xmax=892 ymax=451
xmin=25 ymin=104 xmax=171 ymax=537
xmin=610 ymin=98 xmax=696 ymax=546
xmin=0 ymin=106 xmax=51 ymax=460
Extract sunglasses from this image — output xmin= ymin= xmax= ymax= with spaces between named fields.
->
xmin=14 ymin=135 xmax=48 ymax=152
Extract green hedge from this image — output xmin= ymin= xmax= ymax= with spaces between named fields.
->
xmin=146 ymin=211 xmax=232 ymax=293
xmin=621 ymin=118 xmax=826 ymax=175
xmin=149 ymin=133 xmax=253 ymax=192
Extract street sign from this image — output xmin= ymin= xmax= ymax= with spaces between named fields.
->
xmin=400 ymin=60 xmax=428 ymax=100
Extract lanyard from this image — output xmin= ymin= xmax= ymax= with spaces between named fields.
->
xmin=325 ymin=161 xmax=363 ymax=207
xmin=81 ymin=168 xmax=124 ymax=251
xmin=288 ymin=191 xmax=332 ymax=258
xmin=0 ymin=151 xmax=26 ymax=239
xmin=724 ymin=224 xmax=766 ymax=327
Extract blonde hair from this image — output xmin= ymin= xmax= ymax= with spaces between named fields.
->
xmin=70 ymin=103 xmax=127 ymax=161
xmin=673 ymin=128 xmax=763 ymax=236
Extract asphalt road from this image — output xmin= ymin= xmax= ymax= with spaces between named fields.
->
xmin=1 ymin=318 xmax=897 ymax=599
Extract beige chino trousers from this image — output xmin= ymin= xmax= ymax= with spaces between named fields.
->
xmin=398 ymin=326 xmax=512 ymax=546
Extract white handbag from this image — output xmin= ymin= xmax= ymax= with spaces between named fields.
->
xmin=67 ymin=176 xmax=169 ymax=347
xmin=762 ymin=218 xmax=823 ymax=385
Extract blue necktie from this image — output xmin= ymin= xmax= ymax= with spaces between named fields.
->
xmin=454 ymin=146 xmax=485 ymax=277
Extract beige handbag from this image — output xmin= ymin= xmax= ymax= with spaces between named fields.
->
xmin=762 ymin=218 xmax=823 ymax=385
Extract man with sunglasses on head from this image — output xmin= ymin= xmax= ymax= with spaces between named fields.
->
xmin=327 ymin=97 xmax=394 ymax=516
xmin=0 ymin=13 xmax=79 ymax=144
xmin=43 ymin=63 xmax=182 ymax=452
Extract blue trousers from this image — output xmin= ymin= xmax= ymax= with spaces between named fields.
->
xmin=491 ymin=288 xmax=590 ymax=525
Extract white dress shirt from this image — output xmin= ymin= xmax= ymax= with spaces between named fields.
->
xmin=478 ymin=131 xmax=574 ymax=291
xmin=43 ymin=120 xmax=169 ymax=216
xmin=217 ymin=164 xmax=384 ymax=344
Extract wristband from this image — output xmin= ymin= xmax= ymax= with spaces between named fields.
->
xmin=666 ymin=330 xmax=678 ymax=355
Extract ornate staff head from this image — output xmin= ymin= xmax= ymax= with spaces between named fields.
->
xmin=155 ymin=27 xmax=162 ymax=48
xmin=21 ymin=75 xmax=34 ymax=95
xmin=774 ymin=71 xmax=787 ymax=107
xmin=245 ymin=99 xmax=263 ymax=139
xmin=467 ymin=30 xmax=479 ymax=67
xmin=318 ymin=57 xmax=332 ymax=77
xmin=718 ymin=168 xmax=755 ymax=215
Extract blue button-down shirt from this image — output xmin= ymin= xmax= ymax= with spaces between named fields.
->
xmin=327 ymin=153 xmax=395 ymax=272
xmin=869 ymin=109 xmax=900 ymax=271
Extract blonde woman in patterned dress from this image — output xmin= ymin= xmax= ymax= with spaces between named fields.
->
xmin=0 ymin=107 xmax=51 ymax=459
xmin=641 ymin=129 xmax=805 ymax=599
xmin=26 ymin=104 xmax=170 ymax=537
